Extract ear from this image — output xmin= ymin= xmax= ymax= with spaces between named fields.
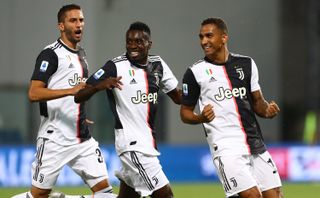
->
xmin=222 ymin=34 xmax=228 ymax=45
xmin=58 ymin=22 xmax=64 ymax=31
xmin=147 ymin=40 xmax=152 ymax=50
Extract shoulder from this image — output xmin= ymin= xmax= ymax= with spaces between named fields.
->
xmin=112 ymin=54 xmax=128 ymax=64
xmin=148 ymin=54 xmax=162 ymax=63
xmin=37 ymin=45 xmax=58 ymax=62
xmin=230 ymin=53 xmax=253 ymax=62
xmin=189 ymin=58 xmax=206 ymax=70
xmin=43 ymin=40 xmax=62 ymax=52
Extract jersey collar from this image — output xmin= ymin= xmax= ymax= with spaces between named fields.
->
xmin=58 ymin=38 xmax=79 ymax=54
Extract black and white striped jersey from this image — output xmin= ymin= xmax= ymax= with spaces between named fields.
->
xmin=182 ymin=53 xmax=267 ymax=157
xmin=31 ymin=39 xmax=90 ymax=145
xmin=86 ymin=54 xmax=178 ymax=156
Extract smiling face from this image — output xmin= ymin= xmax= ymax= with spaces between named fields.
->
xmin=126 ymin=30 xmax=152 ymax=65
xmin=58 ymin=9 xmax=84 ymax=49
xmin=199 ymin=23 xmax=228 ymax=61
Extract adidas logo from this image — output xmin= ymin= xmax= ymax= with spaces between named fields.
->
xmin=68 ymin=63 xmax=75 ymax=68
xmin=209 ymin=76 xmax=216 ymax=82
xmin=130 ymin=78 xmax=137 ymax=84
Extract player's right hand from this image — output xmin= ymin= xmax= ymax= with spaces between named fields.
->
xmin=97 ymin=76 xmax=123 ymax=90
xmin=200 ymin=104 xmax=215 ymax=123
xmin=71 ymin=82 xmax=86 ymax=95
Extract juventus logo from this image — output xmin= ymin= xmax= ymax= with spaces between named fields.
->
xmin=236 ymin=68 xmax=244 ymax=80
xmin=152 ymin=176 xmax=159 ymax=186
xmin=154 ymin=72 xmax=160 ymax=86
xmin=230 ymin=177 xmax=238 ymax=188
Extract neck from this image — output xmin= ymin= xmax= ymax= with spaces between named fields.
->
xmin=208 ymin=47 xmax=229 ymax=64
xmin=60 ymin=36 xmax=78 ymax=50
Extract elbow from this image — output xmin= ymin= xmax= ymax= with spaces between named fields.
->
xmin=180 ymin=111 xmax=189 ymax=124
xmin=28 ymin=91 xmax=39 ymax=103
xmin=173 ymin=99 xmax=181 ymax=105
xmin=74 ymin=95 xmax=80 ymax=103
xmin=180 ymin=116 xmax=188 ymax=124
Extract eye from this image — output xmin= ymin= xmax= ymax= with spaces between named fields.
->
xmin=136 ymin=39 xmax=144 ymax=45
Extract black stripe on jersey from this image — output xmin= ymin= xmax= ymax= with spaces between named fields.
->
xmin=130 ymin=151 xmax=155 ymax=191
xmin=145 ymin=61 xmax=164 ymax=149
xmin=224 ymin=55 xmax=266 ymax=154
xmin=78 ymin=102 xmax=91 ymax=142
xmin=77 ymin=48 xmax=91 ymax=141
xmin=77 ymin=48 xmax=89 ymax=77
xmin=218 ymin=157 xmax=231 ymax=192
xmin=33 ymin=138 xmax=47 ymax=182
xmin=39 ymin=102 xmax=48 ymax=117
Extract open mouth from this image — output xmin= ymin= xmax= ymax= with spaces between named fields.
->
xmin=129 ymin=51 xmax=139 ymax=58
xmin=75 ymin=30 xmax=82 ymax=38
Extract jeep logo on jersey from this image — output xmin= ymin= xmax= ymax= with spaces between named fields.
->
xmin=68 ymin=73 xmax=87 ymax=86
xmin=214 ymin=87 xmax=246 ymax=101
xmin=131 ymin=90 xmax=158 ymax=104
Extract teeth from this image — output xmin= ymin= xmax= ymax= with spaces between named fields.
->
xmin=130 ymin=52 xmax=139 ymax=56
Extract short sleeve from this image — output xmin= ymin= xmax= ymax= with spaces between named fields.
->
xmin=31 ymin=48 xmax=58 ymax=85
xmin=86 ymin=60 xmax=117 ymax=86
xmin=182 ymin=68 xmax=200 ymax=106
xmin=159 ymin=57 xmax=178 ymax=93
xmin=250 ymin=58 xmax=261 ymax=92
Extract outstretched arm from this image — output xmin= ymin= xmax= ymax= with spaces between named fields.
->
xmin=180 ymin=104 xmax=215 ymax=124
xmin=167 ymin=88 xmax=182 ymax=104
xmin=252 ymin=90 xmax=280 ymax=118
xmin=28 ymin=80 xmax=85 ymax=102
xmin=74 ymin=76 xmax=122 ymax=103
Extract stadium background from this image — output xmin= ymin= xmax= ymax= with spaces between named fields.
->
xmin=1 ymin=0 xmax=320 ymax=196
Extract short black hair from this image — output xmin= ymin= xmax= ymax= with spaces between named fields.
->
xmin=57 ymin=4 xmax=81 ymax=23
xmin=201 ymin=18 xmax=228 ymax=34
xmin=127 ymin=21 xmax=151 ymax=37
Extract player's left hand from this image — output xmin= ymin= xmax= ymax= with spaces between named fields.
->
xmin=265 ymin=101 xmax=280 ymax=118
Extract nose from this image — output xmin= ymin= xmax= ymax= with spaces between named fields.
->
xmin=201 ymin=37 xmax=208 ymax=46
xmin=127 ymin=41 xmax=138 ymax=49
xmin=76 ymin=20 xmax=83 ymax=28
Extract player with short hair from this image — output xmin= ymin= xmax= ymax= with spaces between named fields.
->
xmin=180 ymin=17 xmax=283 ymax=198
xmin=12 ymin=4 xmax=120 ymax=198
xmin=75 ymin=21 xmax=181 ymax=198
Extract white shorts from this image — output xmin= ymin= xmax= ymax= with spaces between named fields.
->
xmin=115 ymin=151 xmax=169 ymax=197
xmin=31 ymin=137 xmax=109 ymax=189
xmin=213 ymin=151 xmax=282 ymax=197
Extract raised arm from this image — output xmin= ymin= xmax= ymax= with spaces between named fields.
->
xmin=28 ymin=80 xmax=85 ymax=102
xmin=74 ymin=76 xmax=122 ymax=103
xmin=252 ymin=90 xmax=280 ymax=118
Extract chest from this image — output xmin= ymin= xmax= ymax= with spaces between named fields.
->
xmin=196 ymin=63 xmax=251 ymax=101
xmin=117 ymin=63 xmax=163 ymax=94
xmin=54 ymin=52 xmax=88 ymax=86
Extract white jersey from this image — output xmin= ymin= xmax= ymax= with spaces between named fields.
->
xmin=182 ymin=53 xmax=267 ymax=157
xmin=87 ymin=54 xmax=178 ymax=156
xmin=31 ymin=39 xmax=90 ymax=145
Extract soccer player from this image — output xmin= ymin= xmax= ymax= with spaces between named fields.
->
xmin=74 ymin=21 xmax=181 ymax=198
xmin=180 ymin=18 xmax=283 ymax=198
xmin=12 ymin=4 xmax=120 ymax=198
